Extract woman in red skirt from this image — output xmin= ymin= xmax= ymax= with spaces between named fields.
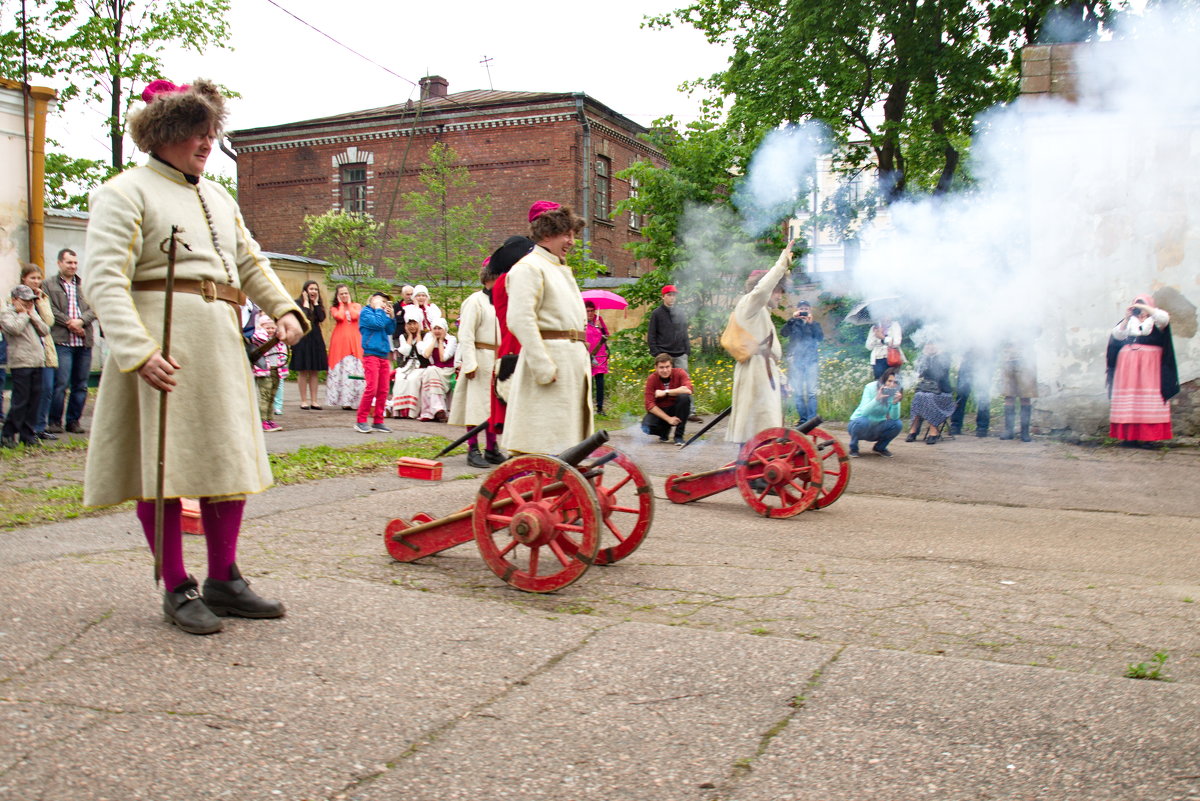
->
xmin=1106 ymin=293 xmax=1179 ymax=444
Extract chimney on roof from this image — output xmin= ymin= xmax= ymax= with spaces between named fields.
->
xmin=419 ymin=75 xmax=449 ymax=100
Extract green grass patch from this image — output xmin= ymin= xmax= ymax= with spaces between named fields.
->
xmin=268 ymin=436 xmax=449 ymax=484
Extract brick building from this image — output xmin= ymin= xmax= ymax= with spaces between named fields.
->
xmin=228 ymin=76 xmax=667 ymax=280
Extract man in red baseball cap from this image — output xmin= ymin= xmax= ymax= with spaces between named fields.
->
xmin=647 ymin=284 xmax=690 ymax=371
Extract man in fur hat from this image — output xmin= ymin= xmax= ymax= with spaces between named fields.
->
xmin=82 ymin=79 xmax=307 ymax=635
xmin=500 ymin=202 xmax=594 ymax=455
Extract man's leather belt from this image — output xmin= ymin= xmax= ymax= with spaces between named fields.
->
xmin=476 ymin=342 xmax=498 ymax=351
xmin=540 ymin=329 xmax=586 ymax=343
xmin=132 ymin=279 xmax=246 ymax=308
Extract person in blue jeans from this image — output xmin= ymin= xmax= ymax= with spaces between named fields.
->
xmin=847 ymin=366 xmax=904 ymax=457
xmin=781 ymin=299 xmax=823 ymax=426
xmin=45 ymin=249 xmax=96 ymax=434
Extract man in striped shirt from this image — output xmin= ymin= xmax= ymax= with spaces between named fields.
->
xmin=45 ymin=249 xmax=96 ymax=434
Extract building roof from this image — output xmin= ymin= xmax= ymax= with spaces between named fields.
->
xmin=229 ymin=87 xmax=651 ymax=140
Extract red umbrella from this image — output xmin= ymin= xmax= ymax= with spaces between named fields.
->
xmin=580 ymin=289 xmax=629 ymax=310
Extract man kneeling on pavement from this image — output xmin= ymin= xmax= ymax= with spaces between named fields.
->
xmin=641 ymin=352 xmax=693 ymax=446
xmin=848 ymin=365 xmax=903 ymax=457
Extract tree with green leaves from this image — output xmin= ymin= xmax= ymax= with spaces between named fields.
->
xmin=616 ymin=112 xmax=787 ymax=352
xmin=388 ymin=143 xmax=493 ymax=315
xmin=300 ymin=209 xmax=388 ymax=301
xmin=1 ymin=0 xmax=233 ymax=208
xmin=648 ymin=0 xmax=1116 ymax=197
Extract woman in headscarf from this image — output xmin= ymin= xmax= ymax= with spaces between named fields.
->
xmin=325 ymin=283 xmax=364 ymax=410
xmin=409 ymin=285 xmax=441 ymax=335
xmin=1106 ymin=293 xmax=1178 ymax=444
xmin=81 ymin=78 xmax=306 ymax=634
xmin=500 ymin=201 xmax=593 ymax=455
xmin=389 ymin=312 xmax=428 ymax=419
xmin=416 ymin=317 xmax=457 ymax=422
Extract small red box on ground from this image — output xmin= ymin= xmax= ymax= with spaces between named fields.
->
xmin=181 ymin=497 xmax=204 ymax=535
xmin=398 ymin=457 xmax=443 ymax=481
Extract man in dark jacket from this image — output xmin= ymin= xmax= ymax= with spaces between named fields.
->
xmin=45 ymin=248 xmax=97 ymax=434
xmin=647 ymin=284 xmax=690 ymax=369
xmin=781 ymin=299 xmax=823 ymax=425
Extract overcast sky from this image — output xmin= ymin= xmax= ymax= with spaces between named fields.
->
xmin=48 ymin=0 xmax=731 ymax=177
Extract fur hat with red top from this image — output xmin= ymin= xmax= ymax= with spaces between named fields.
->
xmin=127 ymin=78 xmax=227 ymax=154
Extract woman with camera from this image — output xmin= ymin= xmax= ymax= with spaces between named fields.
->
xmin=1106 ymin=294 xmax=1178 ymax=444
xmin=847 ymin=365 xmax=904 ymax=457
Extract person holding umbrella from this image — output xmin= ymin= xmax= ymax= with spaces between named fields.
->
xmin=82 ymin=79 xmax=306 ymax=634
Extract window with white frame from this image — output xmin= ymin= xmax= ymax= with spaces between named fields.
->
xmin=595 ymin=156 xmax=611 ymax=220
xmin=341 ymin=163 xmax=368 ymax=214
xmin=628 ymin=176 xmax=641 ymax=230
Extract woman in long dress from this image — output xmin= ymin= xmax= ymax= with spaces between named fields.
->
xmin=417 ymin=318 xmax=457 ymax=422
xmin=325 ymin=284 xmax=364 ymax=409
xmin=905 ymin=341 xmax=956 ymax=445
xmin=1106 ymin=293 xmax=1179 ymax=444
xmin=389 ymin=314 xmax=427 ymax=419
xmin=289 ymin=279 xmax=327 ymax=409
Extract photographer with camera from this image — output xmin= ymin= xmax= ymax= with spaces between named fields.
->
xmin=846 ymin=365 xmax=904 ymax=457
xmin=781 ymin=299 xmax=823 ymax=426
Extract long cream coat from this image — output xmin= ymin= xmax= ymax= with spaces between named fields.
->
xmin=726 ymin=250 xmax=790 ymax=444
xmin=448 ymin=289 xmax=497 ymax=427
xmin=82 ymin=160 xmax=304 ymax=507
xmin=500 ymin=246 xmax=594 ymax=455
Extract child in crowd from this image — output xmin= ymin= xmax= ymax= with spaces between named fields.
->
xmin=251 ymin=315 xmax=289 ymax=432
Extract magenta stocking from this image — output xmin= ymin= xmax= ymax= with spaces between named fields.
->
xmin=466 ymin=426 xmax=480 ymax=449
xmin=485 ymin=430 xmax=497 ymax=451
xmin=135 ymin=500 xmax=188 ymax=590
xmin=200 ymin=498 xmax=245 ymax=582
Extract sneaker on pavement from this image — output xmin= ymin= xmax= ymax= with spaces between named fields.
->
xmin=354 ymin=422 xmax=373 ymax=434
xmin=65 ymin=421 xmax=85 ymax=434
xmin=873 ymin=445 xmax=894 ymax=457
xmin=848 ymin=447 xmax=860 ymax=458
xmin=371 ymin=423 xmax=392 ymax=433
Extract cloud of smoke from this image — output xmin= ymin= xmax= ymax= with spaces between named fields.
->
xmin=734 ymin=123 xmax=829 ymax=237
xmin=836 ymin=4 xmax=1200 ymax=429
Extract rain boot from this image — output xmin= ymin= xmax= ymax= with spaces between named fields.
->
xmin=1020 ymin=403 xmax=1032 ymax=442
xmin=999 ymin=405 xmax=1016 ymax=440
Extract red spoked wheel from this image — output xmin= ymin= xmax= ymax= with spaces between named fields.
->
xmin=473 ymin=454 xmax=602 ymax=593
xmin=582 ymin=445 xmax=654 ymax=566
xmin=805 ymin=426 xmax=851 ymax=509
xmin=734 ymin=428 xmax=823 ymax=518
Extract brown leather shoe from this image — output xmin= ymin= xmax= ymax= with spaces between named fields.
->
xmin=65 ymin=421 xmax=85 ymax=434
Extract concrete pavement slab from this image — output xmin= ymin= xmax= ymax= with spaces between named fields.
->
xmin=355 ymin=622 xmax=837 ymax=801
xmin=729 ymin=646 xmax=1200 ymax=801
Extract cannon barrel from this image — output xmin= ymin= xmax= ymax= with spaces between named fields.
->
xmin=556 ymin=430 xmax=610 ymax=468
xmin=798 ymin=416 xmax=823 ymax=435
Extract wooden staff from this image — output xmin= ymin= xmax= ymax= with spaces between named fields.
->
xmin=153 ymin=226 xmax=182 ymax=585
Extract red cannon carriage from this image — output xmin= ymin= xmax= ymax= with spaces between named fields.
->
xmin=664 ymin=419 xmax=851 ymax=518
xmin=384 ymin=431 xmax=654 ymax=593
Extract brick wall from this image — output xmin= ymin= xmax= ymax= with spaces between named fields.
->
xmin=230 ymin=93 xmax=666 ymax=282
